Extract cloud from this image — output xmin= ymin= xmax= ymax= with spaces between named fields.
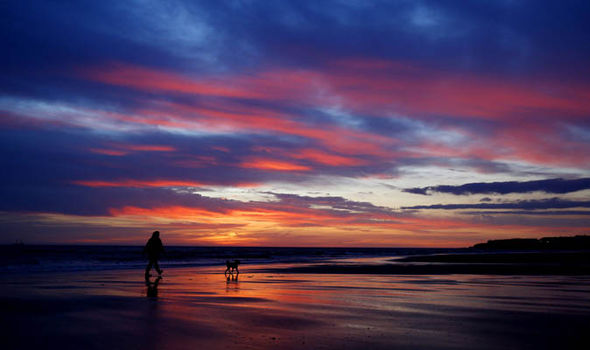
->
xmin=239 ymin=158 xmax=311 ymax=172
xmin=463 ymin=210 xmax=590 ymax=216
xmin=266 ymin=192 xmax=399 ymax=217
xmin=80 ymin=60 xmax=590 ymax=122
xmin=402 ymin=198 xmax=590 ymax=210
xmin=403 ymin=178 xmax=590 ymax=195
xmin=3 ymin=0 xmax=590 ymax=245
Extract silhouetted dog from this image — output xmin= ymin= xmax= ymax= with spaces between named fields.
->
xmin=225 ymin=260 xmax=240 ymax=274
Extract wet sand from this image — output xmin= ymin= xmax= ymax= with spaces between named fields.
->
xmin=2 ymin=263 xmax=590 ymax=349
xmin=268 ymin=251 xmax=590 ymax=275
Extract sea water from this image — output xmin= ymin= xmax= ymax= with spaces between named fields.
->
xmin=0 ymin=245 xmax=459 ymax=273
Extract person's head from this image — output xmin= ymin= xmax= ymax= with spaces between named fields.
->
xmin=152 ymin=231 xmax=160 ymax=238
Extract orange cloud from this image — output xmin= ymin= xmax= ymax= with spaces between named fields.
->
xmin=98 ymin=202 xmax=590 ymax=247
xmin=292 ymin=148 xmax=366 ymax=166
xmin=108 ymin=206 xmax=222 ymax=219
xmin=240 ymin=158 xmax=311 ymax=171
xmin=22 ymin=198 xmax=584 ymax=246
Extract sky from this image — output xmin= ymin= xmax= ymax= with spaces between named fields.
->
xmin=2 ymin=0 xmax=590 ymax=247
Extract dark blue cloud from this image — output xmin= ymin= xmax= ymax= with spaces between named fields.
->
xmin=266 ymin=192 xmax=399 ymax=217
xmin=0 ymin=125 xmax=403 ymax=217
xmin=404 ymin=178 xmax=590 ymax=195
xmin=464 ymin=210 xmax=590 ymax=216
xmin=402 ymin=198 xmax=590 ymax=210
xmin=0 ymin=185 xmax=232 ymax=216
xmin=4 ymin=0 xmax=590 ymax=96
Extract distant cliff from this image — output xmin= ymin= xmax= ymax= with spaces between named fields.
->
xmin=472 ymin=235 xmax=590 ymax=250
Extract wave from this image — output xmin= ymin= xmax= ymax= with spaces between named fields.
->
xmin=0 ymin=245 xmax=457 ymax=273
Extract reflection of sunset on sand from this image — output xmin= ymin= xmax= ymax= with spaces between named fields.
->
xmin=2 ymin=264 xmax=590 ymax=349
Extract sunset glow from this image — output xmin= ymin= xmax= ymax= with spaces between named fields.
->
xmin=2 ymin=1 xmax=590 ymax=246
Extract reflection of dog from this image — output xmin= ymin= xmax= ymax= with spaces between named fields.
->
xmin=225 ymin=260 xmax=240 ymax=274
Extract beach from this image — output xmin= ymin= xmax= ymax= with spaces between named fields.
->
xmin=2 ymin=257 xmax=590 ymax=350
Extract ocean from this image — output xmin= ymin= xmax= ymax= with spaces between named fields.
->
xmin=0 ymin=245 xmax=460 ymax=273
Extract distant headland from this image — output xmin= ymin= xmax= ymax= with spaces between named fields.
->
xmin=471 ymin=235 xmax=590 ymax=250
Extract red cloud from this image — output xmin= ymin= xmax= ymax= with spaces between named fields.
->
xmin=89 ymin=148 xmax=128 ymax=156
xmin=144 ymin=100 xmax=393 ymax=157
xmin=83 ymin=63 xmax=263 ymax=99
xmin=78 ymin=60 xmax=590 ymax=169
xmin=89 ymin=144 xmax=175 ymax=157
xmin=82 ymin=60 xmax=590 ymax=122
xmin=291 ymin=149 xmax=366 ymax=166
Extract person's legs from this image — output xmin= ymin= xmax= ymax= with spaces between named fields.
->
xmin=145 ymin=260 xmax=153 ymax=276
xmin=154 ymin=260 xmax=163 ymax=275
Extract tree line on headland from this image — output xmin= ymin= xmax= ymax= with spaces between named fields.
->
xmin=472 ymin=235 xmax=590 ymax=250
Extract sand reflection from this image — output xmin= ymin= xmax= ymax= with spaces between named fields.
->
xmin=3 ymin=264 xmax=590 ymax=349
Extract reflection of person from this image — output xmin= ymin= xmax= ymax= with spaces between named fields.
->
xmin=145 ymin=276 xmax=162 ymax=298
xmin=144 ymin=231 xmax=164 ymax=277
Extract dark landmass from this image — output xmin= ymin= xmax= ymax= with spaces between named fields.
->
xmin=263 ymin=237 xmax=590 ymax=275
xmin=383 ymin=236 xmax=590 ymax=275
xmin=394 ymin=235 xmax=590 ymax=264
xmin=471 ymin=235 xmax=590 ymax=250
xmin=386 ymin=237 xmax=590 ymax=275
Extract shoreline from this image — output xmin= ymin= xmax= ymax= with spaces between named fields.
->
xmin=6 ymin=250 xmax=590 ymax=277
xmin=259 ymin=250 xmax=590 ymax=275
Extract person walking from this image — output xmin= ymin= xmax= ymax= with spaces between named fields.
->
xmin=144 ymin=231 xmax=164 ymax=277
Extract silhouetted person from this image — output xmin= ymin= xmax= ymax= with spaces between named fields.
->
xmin=144 ymin=231 xmax=164 ymax=277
